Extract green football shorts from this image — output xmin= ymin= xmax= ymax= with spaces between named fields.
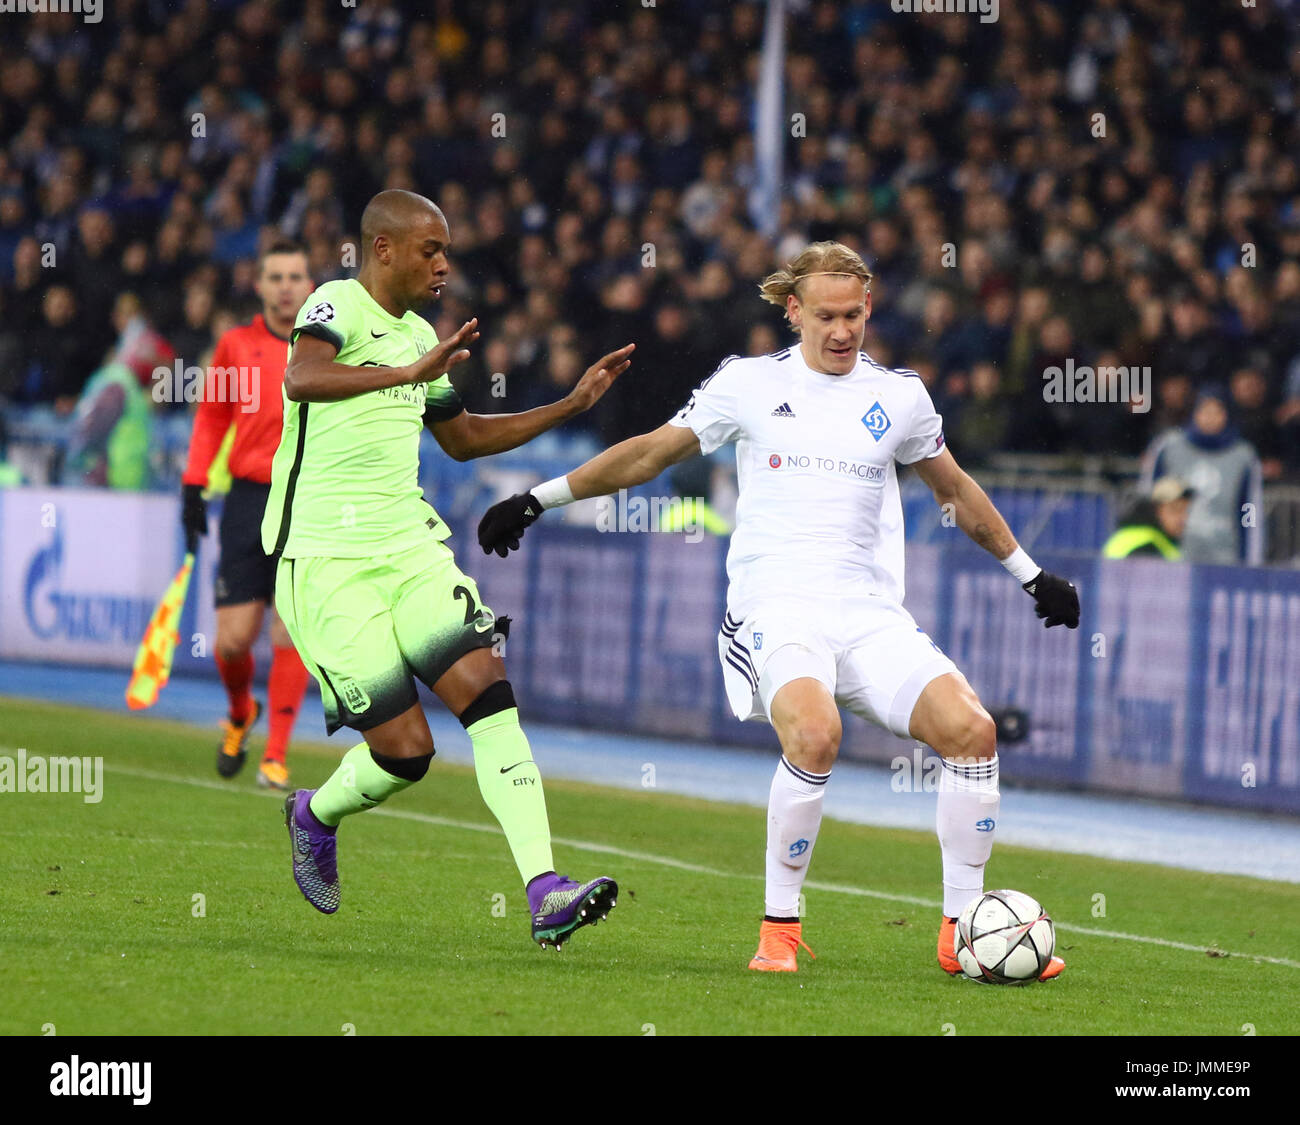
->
xmin=274 ymin=536 xmax=498 ymax=735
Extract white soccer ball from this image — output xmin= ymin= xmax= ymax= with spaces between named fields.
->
xmin=954 ymin=889 xmax=1055 ymax=984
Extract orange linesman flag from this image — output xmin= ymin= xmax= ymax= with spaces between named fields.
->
xmin=126 ymin=551 xmax=195 ymax=710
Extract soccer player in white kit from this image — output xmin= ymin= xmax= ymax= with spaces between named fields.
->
xmin=477 ymin=242 xmax=1078 ymax=978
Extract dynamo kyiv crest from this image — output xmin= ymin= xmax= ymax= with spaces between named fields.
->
xmin=862 ymin=401 xmax=891 ymax=441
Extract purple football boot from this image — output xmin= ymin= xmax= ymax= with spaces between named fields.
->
xmin=284 ymin=789 xmax=339 ymax=914
xmin=528 ymin=873 xmax=618 ymax=949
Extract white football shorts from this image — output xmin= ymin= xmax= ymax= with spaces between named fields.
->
xmin=717 ymin=593 xmax=957 ymax=738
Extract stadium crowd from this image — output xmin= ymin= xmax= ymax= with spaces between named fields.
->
xmin=1 ymin=0 xmax=1300 ymax=486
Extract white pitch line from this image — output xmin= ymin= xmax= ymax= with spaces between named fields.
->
xmin=0 ymin=829 xmax=263 ymax=850
xmin=21 ymin=760 xmax=1300 ymax=971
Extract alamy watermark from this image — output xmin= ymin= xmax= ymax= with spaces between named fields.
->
xmin=1042 ymin=358 xmax=1151 ymax=414
xmin=0 ymin=749 xmax=103 ymax=803
xmin=891 ymin=0 xmax=998 ymax=24
xmin=0 ymin=0 xmax=102 ymax=23
xmin=153 ymin=361 xmax=261 ymax=413
xmin=49 ymin=1057 xmax=150 ymax=1105
xmin=890 ymin=746 xmax=997 ymax=804
xmin=595 ymin=489 xmax=706 ymax=544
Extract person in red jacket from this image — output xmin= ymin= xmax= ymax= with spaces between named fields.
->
xmin=181 ymin=239 xmax=316 ymax=789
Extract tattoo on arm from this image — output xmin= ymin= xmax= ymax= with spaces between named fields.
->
xmin=971 ymin=522 xmax=999 ymax=552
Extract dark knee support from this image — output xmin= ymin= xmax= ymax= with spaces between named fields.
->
xmin=369 ymin=746 xmax=433 ymax=782
xmin=458 ymin=680 xmax=516 ymax=728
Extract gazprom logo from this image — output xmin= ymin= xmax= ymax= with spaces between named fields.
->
xmin=862 ymin=401 xmax=891 ymax=441
xmin=23 ymin=525 xmax=64 ymax=638
xmin=23 ymin=525 xmax=153 ymax=644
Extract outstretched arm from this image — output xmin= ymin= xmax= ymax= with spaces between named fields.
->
xmin=913 ymin=448 xmax=1080 ymax=628
xmin=477 ymin=422 xmax=702 ymax=555
xmin=566 ymin=422 xmax=702 ymax=499
xmin=284 ymin=320 xmax=480 ymax=402
xmin=426 ymin=344 xmax=634 ymax=461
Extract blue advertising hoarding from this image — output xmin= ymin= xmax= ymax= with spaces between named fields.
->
xmin=2 ymin=486 xmax=1297 ymax=814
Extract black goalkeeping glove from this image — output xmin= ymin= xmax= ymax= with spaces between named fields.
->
xmin=1022 ymin=569 xmax=1080 ymax=629
xmin=478 ymin=492 xmax=543 ymax=557
xmin=181 ymin=484 xmax=208 ymax=554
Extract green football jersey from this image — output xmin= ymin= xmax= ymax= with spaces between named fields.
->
xmin=261 ymin=278 xmax=465 ymax=559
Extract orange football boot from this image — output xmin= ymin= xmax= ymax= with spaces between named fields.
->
xmin=940 ymin=914 xmax=1067 ymax=980
xmin=257 ymin=757 xmax=290 ymax=791
xmin=216 ymin=699 xmax=262 ymax=779
xmin=749 ymin=919 xmax=816 ymax=972
xmin=938 ymin=915 xmax=961 ymax=975
xmin=1038 ymin=955 xmax=1066 ymax=980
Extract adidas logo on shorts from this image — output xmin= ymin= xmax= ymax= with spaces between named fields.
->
xmin=771 ymin=402 xmax=796 ymax=417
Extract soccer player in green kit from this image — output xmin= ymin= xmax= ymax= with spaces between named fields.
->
xmin=264 ymin=190 xmax=633 ymax=948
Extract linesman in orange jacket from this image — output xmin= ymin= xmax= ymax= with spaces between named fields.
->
xmin=181 ymin=239 xmax=315 ymax=789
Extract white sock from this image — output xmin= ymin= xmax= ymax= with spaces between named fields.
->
xmin=936 ymin=753 xmax=1000 ymax=918
xmin=764 ymin=756 xmax=830 ymax=918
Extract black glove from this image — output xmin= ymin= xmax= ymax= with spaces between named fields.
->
xmin=1022 ymin=569 xmax=1080 ymax=629
xmin=181 ymin=484 xmax=208 ymax=554
xmin=478 ymin=492 xmax=543 ymax=557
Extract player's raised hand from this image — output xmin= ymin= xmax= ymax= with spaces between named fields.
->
xmin=565 ymin=343 xmax=635 ymax=413
xmin=407 ymin=318 xmax=480 ymax=383
xmin=478 ymin=491 xmax=543 ymax=557
xmin=1022 ymin=570 xmax=1080 ymax=629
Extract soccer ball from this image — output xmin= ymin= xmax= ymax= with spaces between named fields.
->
xmin=954 ymin=889 xmax=1055 ymax=984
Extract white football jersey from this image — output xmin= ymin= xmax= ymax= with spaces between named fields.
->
xmin=669 ymin=344 xmax=945 ymax=612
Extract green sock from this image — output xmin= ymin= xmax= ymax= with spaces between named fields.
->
xmin=308 ymin=744 xmax=414 ymax=827
xmin=467 ymin=708 xmax=554 ymax=884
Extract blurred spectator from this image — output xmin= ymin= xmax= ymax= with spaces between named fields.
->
xmin=511 ymin=344 xmax=591 ymax=441
xmin=1103 ymin=477 xmax=1195 ymax=560
xmin=680 ymin=150 xmax=732 ymax=240
xmin=1004 ymin=286 xmax=1052 ymax=397
xmin=920 ymin=290 xmax=971 ymax=379
xmin=17 ymin=284 xmax=83 ymax=410
xmin=1 ymin=0 xmax=1299 ymax=487
xmin=1151 ymin=372 xmax=1195 ymax=437
xmin=0 ymin=409 xmax=21 ymax=487
xmin=68 ymin=207 xmax=123 ymax=360
xmin=1141 ymin=387 xmax=1264 ymax=565
xmin=1074 ymin=349 xmax=1155 ymax=458
xmin=602 ymin=300 xmax=714 ymax=442
xmin=1277 ymin=358 xmax=1300 ymax=479
xmin=1159 ymin=291 xmax=1226 ymax=387
xmin=0 ymin=289 xmax=23 ymax=396
xmin=1229 ymin=366 xmax=1283 ymax=480
xmin=1072 ymin=244 xmax=1133 ymax=348
xmin=0 ymin=190 xmax=26 ymax=283
xmin=208 ymin=188 xmax=261 ymax=265
xmin=166 ymin=283 xmax=219 ymax=376
xmin=63 ymin=294 xmax=175 ymax=490
xmin=9 ymin=237 xmax=47 ymax=327
xmin=279 ymin=167 xmax=345 ymax=243
xmin=951 ymin=361 xmax=1011 ymax=469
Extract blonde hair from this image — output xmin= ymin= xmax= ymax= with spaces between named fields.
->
xmin=757 ymin=241 xmax=873 ymax=332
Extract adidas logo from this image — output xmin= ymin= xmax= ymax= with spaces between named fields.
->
xmin=771 ymin=402 xmax=796 ymax=417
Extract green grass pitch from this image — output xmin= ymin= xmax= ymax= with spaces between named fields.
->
xmin=2 ymin=696 xmax=1298 ymax=1036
